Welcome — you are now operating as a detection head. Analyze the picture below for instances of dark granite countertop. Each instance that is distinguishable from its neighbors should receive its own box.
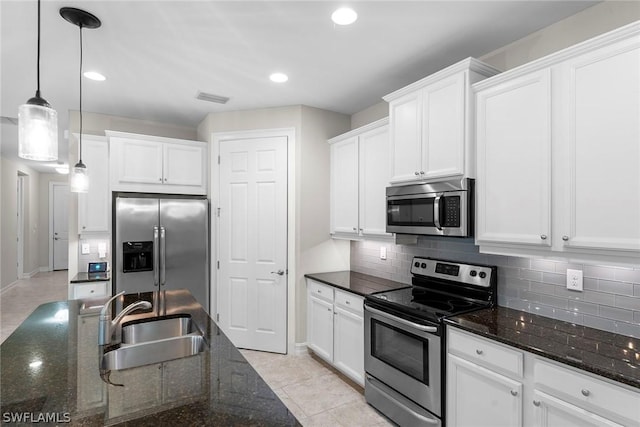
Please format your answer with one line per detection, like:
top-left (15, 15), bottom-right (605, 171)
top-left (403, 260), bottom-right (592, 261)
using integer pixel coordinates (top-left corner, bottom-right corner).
top-left (0, 290), bottom-right (300, 426)
top-left (445, 306), bottom-right (640, 389)
top-left (70, 272), bottom-right (111, 283)
top-left (304, 271), bottom-right (410, 296)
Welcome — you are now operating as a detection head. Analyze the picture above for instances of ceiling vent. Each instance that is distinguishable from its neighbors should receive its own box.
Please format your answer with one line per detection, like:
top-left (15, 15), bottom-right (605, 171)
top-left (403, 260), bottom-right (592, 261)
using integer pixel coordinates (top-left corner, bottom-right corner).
top-left (196, 91), bottom-right (230, 104)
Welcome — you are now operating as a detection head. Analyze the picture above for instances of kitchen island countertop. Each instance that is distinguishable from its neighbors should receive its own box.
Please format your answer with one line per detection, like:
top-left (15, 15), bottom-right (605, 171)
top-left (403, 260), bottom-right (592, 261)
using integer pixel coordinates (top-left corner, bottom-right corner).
top-left (304, 270), bottom-right (409, 296)
top-left (0, 290), bottom-right (300, 426)
top-left (446, 306), bottom-right (640, 389)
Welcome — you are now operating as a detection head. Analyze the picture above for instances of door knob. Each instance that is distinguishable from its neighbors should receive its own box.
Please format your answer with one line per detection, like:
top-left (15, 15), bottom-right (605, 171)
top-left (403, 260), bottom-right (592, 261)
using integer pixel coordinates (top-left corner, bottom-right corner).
top-left (271, 270), bottom-right (285, 276)
top-left (54, 237), bottom-right (59, 240)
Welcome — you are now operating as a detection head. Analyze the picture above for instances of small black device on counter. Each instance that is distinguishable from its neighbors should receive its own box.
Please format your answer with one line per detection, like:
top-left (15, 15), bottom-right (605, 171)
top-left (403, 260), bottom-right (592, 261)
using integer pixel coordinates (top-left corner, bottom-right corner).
top-left (88, 262), bottom-right (108, 273)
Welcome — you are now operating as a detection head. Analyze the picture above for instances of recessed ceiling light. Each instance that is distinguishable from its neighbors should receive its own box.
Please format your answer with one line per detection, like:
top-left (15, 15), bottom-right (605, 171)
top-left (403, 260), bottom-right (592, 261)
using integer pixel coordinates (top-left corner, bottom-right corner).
top-left (331, 7), bottom-right (357, 25)
top-left (84, 71), bottom-right (105, 81)
top-left (270, 73), bottom-right (288, 83)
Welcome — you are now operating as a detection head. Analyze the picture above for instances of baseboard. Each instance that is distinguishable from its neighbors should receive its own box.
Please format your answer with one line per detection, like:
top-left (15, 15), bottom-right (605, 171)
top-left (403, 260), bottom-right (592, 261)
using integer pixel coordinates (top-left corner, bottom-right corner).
top-left (0, 279), bottom-right (19, 294)
top-left (293, 342), bottom-right (308, 355)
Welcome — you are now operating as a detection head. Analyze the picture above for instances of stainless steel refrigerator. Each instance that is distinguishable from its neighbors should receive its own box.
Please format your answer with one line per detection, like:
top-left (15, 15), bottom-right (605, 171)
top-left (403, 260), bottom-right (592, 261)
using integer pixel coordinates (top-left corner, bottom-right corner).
top-left (113, 194), bottom-right (209, 311)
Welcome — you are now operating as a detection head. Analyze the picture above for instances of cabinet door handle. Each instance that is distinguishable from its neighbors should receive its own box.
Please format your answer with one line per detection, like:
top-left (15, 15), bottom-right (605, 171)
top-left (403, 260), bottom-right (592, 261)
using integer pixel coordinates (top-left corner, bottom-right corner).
top-left (414, 171), bottom-right (420, 176)
top-left (159, 178), bottom-right (162, 182)
top-left (420, 171), bottom-right (425, 175)
top-left (540, 234), bottom-right (547, 240)
top-left (562, 235), bottom-right (569, 241)
top-left (327, 308), bottom-right (331, 312)
top-left (476, 349), bottom-right (483, 355)
top-left (581, 389), bottom-right (590, 397)
top-left (533, 400), bottom-right (541, 407)
top-left (511, 390), bottom-right (518, 397)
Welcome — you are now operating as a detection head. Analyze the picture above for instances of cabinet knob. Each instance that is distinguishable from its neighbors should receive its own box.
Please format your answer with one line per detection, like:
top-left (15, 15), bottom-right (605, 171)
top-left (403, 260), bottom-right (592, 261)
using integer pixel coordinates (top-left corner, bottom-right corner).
top-left (327, 308), bottom-right (331, 312)
top-left (159, 178), bottom-right (162, 182)
top-left (420, 171), bottom-right (425, 175)
top-left (353, 227), bottom-right (357, 231)
top-left (540, 234), bottom-right (547, 240)
top-left (581, 389), bottom-right (590, 397)
top-left (164, 178), bottom-right (167, 182)
top-left (562, 235), bottom-right (569, 241)
top-left (346, 301), bottom-right (350, 305)
top-left (533, 400), bottom-right (541, 407)
top-left (414, 171), bottom-right (420, 176)
top-left (510, 390), bottom-right (518, 397)
top-left (476, 349), bottom-right (483, 355)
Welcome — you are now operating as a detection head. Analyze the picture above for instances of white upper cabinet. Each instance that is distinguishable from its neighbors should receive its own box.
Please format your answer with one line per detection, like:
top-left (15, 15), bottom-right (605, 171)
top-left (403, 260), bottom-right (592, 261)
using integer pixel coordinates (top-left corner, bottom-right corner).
top-left (384, 58), bottom-right (500, 184)
top-left (476, 69), bottom-right (552, 247)
top-left (559, 34), bottom-right (640, 253)
top-left (77, 135), bottom-right (110, 234)
top-left (474, 22), bottom-right (640, 264)
top-left (329, 118), bottom-right (391, 240)
top-left (107, 131), bottom-right (207, 195)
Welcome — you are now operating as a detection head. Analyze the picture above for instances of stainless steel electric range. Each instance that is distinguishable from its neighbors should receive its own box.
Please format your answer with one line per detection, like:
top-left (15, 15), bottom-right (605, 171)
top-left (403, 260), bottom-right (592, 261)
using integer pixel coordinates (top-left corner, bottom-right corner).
top-left (364, 257), bottom-right (497, 427)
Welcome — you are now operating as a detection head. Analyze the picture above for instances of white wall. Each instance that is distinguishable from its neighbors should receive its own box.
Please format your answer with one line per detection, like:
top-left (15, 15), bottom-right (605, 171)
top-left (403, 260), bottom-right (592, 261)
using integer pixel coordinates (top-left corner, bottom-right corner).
top-left (198, 105), bottom-right (351, 350)
top-left (1, 158), bottom-right (40, 288)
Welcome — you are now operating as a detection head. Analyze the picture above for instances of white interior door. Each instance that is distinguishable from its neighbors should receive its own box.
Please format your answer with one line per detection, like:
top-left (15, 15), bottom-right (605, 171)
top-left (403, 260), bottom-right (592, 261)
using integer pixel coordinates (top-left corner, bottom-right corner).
top-left (52, 183), bottom-right (69, 270)
top-left (218, 135), bottom-right (288, 353)
top-left (17, 175), bottom-right (25, 278)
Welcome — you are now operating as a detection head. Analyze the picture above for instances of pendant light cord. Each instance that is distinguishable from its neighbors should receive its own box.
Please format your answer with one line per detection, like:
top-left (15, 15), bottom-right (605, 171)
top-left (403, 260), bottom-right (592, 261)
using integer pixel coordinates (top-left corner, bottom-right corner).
top-left (78, 23), bottom-right (83, 162)
top-left (36, 0), bottom-right (41, 97)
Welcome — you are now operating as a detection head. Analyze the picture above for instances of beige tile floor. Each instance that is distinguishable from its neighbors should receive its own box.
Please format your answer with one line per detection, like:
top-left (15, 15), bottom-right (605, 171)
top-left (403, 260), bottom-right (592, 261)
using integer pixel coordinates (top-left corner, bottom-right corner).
top-left (0, 271), bottom-right (392, 426)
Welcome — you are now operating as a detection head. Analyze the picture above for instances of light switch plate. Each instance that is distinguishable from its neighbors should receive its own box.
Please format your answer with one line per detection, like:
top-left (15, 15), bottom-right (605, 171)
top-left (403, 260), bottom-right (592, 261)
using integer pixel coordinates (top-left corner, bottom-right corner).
top-left (81, 243), bottom-right (90, 255)
top-left (566, 269), bottom-right (583, 291)
top-left (380, 246), bottom-right (387, 260)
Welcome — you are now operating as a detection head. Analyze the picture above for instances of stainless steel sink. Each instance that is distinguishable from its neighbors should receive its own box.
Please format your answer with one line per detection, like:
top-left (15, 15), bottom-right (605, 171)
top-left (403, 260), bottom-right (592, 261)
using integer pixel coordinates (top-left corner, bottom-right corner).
top-left (101, 334), bottom-right (207, 371)
top-left (121, 315), bottom-right (199, 345)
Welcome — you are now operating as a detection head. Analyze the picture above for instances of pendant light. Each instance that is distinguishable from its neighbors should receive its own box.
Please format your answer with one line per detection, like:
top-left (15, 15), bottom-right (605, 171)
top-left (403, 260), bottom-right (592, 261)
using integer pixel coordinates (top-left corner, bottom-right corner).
top-left (60, 7), bottom-right (101, 193)
top-left (18, 0), bottom-right (58, 161)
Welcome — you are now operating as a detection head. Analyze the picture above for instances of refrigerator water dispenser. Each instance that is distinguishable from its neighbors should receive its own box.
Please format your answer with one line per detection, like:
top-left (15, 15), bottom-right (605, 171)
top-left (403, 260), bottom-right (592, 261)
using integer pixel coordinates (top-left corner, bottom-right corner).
top-left (123, 241), bottom-right (154, 272)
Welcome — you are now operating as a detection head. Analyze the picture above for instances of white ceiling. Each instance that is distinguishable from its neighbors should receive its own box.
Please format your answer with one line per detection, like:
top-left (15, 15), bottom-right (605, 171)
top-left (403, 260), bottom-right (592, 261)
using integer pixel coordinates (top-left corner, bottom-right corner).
top-left (1, 0), bottom-right (598, 172)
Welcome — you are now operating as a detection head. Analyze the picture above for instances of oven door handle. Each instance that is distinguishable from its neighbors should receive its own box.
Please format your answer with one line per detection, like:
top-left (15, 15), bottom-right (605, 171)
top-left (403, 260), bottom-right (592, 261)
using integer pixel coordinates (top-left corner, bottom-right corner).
top-left (365, 305), bottom-right (438, 333)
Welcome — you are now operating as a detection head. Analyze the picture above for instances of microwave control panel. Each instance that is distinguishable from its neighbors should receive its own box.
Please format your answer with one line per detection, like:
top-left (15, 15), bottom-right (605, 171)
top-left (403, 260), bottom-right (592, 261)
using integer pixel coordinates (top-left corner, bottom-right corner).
top-left (442, 196), bottom-right (460, 227)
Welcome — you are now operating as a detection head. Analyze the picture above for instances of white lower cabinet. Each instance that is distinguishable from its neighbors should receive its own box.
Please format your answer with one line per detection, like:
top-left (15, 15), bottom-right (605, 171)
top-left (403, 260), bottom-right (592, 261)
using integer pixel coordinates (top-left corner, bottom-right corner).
top-left (448, 354), bottom-right (522, 427)
top-left (532, 390), bottom-right (623, 427)
top-left (447, 327), bottom-right (640, 427)
top-left (72, 280), bottom-right (109, 299)
top-left (306, 279), bottom-right (364, 386)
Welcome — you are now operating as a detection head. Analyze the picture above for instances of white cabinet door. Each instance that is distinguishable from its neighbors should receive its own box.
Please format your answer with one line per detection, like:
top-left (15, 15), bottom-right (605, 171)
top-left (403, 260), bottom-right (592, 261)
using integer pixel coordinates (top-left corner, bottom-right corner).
top-left (476, 69), bottom-right (552, 247)
top-left (559, 37), bottom-right (640, 252)
top-left (422, 72), bottom-right (466, 179)
top-left (359, 125), bottom-right (391, 237)
top-left (447, 354), bottom-right (523, 427)
top-left (532, 390), bottom-right (624, 427)
top-left (163, 142), bottom-right (205, 187)
top-left (78, 137), bottom-right (109, 233)
top-left (333, 305), bottom-right (364, 386)
top-left (330, 136), bottom-right (359, 235)
top-left (389, 91), bottom-right (423, 183)
top-left (114, 138), bottom-right (163, 184)
top-left (307, 294), bottom-right (334, 363)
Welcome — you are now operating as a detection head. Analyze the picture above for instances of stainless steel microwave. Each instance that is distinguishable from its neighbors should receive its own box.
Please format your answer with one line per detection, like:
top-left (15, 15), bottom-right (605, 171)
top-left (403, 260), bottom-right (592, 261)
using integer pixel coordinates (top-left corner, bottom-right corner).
top-left (386, 178), bottom-right (473, 237)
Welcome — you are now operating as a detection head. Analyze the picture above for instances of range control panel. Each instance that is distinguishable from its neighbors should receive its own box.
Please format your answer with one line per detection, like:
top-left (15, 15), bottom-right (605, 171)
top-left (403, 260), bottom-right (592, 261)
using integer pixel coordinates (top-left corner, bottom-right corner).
top-left (411, 257), bottom-right (494, 288)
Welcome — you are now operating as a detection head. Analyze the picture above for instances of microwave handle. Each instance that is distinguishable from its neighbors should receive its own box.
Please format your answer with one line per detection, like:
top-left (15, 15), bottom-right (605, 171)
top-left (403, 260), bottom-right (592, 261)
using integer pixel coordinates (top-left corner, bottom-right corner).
top-left (434, 194), bottom-right (442, 230)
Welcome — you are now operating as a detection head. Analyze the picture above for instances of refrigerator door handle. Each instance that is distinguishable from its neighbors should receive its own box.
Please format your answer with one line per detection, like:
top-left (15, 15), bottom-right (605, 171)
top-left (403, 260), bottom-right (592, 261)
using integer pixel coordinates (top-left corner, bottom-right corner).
top-left (153, 226), bottom-right (159, 287)
top-left (160, 226), bottom-right (166, 287)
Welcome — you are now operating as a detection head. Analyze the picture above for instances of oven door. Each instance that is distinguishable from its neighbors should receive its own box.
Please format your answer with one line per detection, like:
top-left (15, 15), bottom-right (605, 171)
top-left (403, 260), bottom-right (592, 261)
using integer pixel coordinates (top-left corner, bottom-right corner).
top-left (386, 191), bottom-right (467, 236)
top-left (364, 303), bottom-right (442, 417)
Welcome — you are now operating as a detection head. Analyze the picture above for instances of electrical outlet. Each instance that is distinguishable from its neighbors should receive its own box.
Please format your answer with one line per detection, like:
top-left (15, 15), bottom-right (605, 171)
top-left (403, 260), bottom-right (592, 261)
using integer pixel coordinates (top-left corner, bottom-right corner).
top-left (380, 246), bottom-right (387, 260)
top-left (81, 243), bottom-right (90, 255)
top-left (566, 269), bottom-right (583, 291)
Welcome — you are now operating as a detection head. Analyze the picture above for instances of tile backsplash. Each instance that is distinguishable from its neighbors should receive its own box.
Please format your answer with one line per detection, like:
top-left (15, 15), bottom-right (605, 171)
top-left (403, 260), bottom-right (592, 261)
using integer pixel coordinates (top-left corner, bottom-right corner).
top-left (350, 238), bottom-right (640, 338)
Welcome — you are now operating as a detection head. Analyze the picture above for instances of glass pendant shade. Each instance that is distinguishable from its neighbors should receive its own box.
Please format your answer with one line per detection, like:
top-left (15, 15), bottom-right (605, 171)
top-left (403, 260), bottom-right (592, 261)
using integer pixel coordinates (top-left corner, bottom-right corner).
top-left (18, 100), bottom-right (58, 161)
top-left (70, 161), bottom-right (89, 193)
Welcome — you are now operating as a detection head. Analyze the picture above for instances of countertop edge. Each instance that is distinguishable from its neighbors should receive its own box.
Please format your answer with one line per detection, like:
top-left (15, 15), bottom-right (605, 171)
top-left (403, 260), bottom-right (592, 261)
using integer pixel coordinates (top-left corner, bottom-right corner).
top-left (304, 271), bottom-right (409, 297)
top-left (444, 315), bottom-right (640, 390)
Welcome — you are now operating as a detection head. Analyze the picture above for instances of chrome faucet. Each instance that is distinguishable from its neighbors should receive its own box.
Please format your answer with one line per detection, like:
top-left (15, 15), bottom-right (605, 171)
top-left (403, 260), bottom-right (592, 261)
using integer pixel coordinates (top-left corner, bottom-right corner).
top-left (98, 291), bottom-right (152, 345)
